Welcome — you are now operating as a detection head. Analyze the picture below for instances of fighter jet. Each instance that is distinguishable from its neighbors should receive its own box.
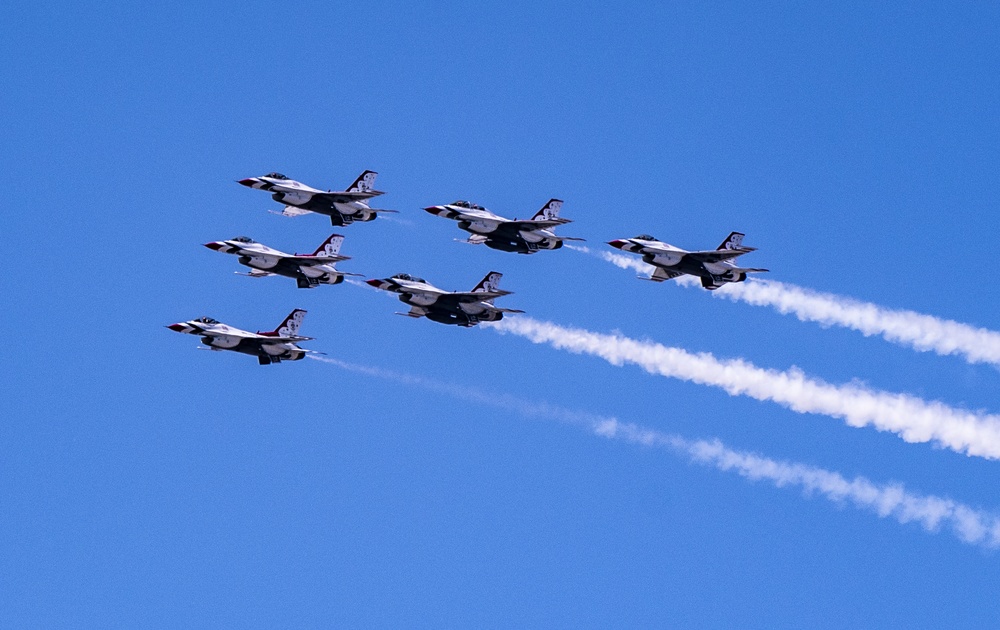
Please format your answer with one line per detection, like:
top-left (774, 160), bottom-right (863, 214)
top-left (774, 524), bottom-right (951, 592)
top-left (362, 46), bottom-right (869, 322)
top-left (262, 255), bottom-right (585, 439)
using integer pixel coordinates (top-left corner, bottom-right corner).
top-left (365, 271), bottom-right (524, 326)
top-left (423, 198), bottom-right (583, 254)
top-left (607, 232), bottom-right (768, 290)
top-left (238, 170), bottom-right (397, 226)
top-left (166, 309), bottom-right (315, 365)
top-left (203, 234), bottom-right (359, 289)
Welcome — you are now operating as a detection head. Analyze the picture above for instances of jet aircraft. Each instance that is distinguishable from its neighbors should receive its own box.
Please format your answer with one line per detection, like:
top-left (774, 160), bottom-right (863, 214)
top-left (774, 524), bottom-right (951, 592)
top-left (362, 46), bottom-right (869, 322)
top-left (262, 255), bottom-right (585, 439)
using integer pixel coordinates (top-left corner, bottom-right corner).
top-left (424, 198), bottom-right (583, 254)
top-left (204, 234), bottom-right (359, 288)
top-left (607, 232), bottom-right (768, 290)
top-left (238, 170), bottom-right (396, 226)
top-left (366, 271), bottom-right (523, 326)
top-left (166, 309), bottom-right (314, 365)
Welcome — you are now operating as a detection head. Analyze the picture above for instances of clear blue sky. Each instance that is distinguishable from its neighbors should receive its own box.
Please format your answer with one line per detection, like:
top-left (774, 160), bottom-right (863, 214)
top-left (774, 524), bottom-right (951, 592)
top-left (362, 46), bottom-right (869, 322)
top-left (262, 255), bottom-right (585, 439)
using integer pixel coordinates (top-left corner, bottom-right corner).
top-left (3, 2), bottom-right (999, 627)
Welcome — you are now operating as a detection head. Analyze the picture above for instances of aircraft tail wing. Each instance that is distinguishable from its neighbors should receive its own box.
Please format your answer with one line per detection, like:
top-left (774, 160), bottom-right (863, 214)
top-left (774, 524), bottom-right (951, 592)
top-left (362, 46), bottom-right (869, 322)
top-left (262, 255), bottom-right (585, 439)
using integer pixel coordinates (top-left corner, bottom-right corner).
top-left (472, 271), bottom-right (503, 293)
top-left (685, 232), bottom-right (760, 263)
top-left (283, 234), bottom-right (349, 265)
top-left (530, 198), bottom-right (564, 221)
top-left (717, 231), bottom-right (745, 250)
top-left (345, 170), bottom-right (385, 195)
top-left (311, 234), bottom-right (345, 257)
top-left (259, 309), bottom-right (307, 337)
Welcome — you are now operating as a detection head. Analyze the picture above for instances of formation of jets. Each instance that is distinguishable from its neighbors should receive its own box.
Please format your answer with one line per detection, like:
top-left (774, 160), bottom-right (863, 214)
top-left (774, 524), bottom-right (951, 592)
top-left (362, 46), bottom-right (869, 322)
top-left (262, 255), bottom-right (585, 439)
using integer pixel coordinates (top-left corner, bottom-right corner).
top-left (170, 169), bottom-right (768, 363)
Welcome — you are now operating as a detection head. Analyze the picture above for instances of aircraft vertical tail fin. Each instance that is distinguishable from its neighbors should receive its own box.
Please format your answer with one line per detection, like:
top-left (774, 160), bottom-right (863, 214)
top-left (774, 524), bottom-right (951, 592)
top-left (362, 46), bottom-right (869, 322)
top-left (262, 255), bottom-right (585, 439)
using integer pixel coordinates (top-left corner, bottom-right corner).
top-left (346, 170), bottom-right (378, 193)
top-left (472, 271), bottom-right (503, 294)
top-left (267, 309), bottom-right (307, 337)
top-left (312, 234), bottom-right (345, 257)
top-left (716, 231), bottom-right (747, 251)
top-left (531, 198), bottom-right (564, 221)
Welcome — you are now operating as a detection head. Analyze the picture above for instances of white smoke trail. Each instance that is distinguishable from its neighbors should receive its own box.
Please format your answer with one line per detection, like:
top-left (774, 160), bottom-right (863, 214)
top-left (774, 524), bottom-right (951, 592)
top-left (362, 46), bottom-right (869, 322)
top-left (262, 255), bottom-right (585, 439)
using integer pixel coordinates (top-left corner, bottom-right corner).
top-left (714, 279), bottom-right (1000, 366)
top-left (566, 244), bottom-right (657, 276)
top-left (377, 214), bottom-right (416, 227)
top-left (345, 278), bottom-right (377, 290)
top-left (308, 355), bottom-right (1000, 549)
top-left (487, 316), bottom-right (1000, 460)
top-left (568, 244), bottom-right (1000, 366)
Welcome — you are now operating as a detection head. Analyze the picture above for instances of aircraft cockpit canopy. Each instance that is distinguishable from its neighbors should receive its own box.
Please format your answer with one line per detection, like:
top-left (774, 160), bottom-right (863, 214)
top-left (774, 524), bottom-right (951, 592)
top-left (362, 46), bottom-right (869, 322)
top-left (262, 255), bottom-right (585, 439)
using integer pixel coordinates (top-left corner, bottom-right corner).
top-left (395, 273), bottom-right (425, 283)
top-left (452, 200), bottom-right (484, 210)
top-left (264, 172), bottom-right (288, 180)
top-left (634, 234), bottom-right (657, 241)
top-left (232, 236), bottom-right (254, 243)
top-left (196, 317), bottom-right (220, 324)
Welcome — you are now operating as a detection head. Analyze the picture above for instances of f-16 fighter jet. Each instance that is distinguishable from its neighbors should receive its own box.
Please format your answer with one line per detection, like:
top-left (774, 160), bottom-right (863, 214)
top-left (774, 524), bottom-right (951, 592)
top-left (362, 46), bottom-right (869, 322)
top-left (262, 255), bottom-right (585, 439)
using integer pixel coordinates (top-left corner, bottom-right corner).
top-left (203, 234), bottom-right (359, 288)
top-left (365, 271), bottom-right (524, 326)
top-left (166, 309), bottom-right (315, 365)
top-left (607, 232), bottom-right (768, 290)
top-left (238, 170), bottom-right (397, 226)
top-left (424, 198), bottom-right (584, 254)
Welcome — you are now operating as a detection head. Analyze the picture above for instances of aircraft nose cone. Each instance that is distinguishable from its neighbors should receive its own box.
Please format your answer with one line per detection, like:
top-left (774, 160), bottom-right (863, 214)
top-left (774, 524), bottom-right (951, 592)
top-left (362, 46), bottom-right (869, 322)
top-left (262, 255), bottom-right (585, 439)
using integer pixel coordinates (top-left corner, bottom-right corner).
top-left (423, 206), bottom-right (441, 214)
top-left (203, 242), bottom-right (224, 251)
top-left (607, 239), bottom-right (625, 249)
top-left (166, 323), bottom-right (187, 332)
top-left (237, 178), bottom-right (257, 187)
top-left (365, 279), bottom-right (383, 288)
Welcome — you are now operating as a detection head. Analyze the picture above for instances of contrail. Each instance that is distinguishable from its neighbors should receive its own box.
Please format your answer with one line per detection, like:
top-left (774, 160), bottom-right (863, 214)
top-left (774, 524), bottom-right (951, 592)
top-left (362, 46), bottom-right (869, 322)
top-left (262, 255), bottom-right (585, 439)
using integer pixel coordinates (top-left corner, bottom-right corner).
top-left (308, 355), bottom-right (1000, 549)
top-left (714, 279), bottom-right (1000, 366)
top-left (488, 316), bottom-right (1000, 460)
top-left (567, 245), bottom-right (1000, 366)
top-left (565, 244), bottom-right (699, 287)
top-left (345, 277), bottom-right (376, 290)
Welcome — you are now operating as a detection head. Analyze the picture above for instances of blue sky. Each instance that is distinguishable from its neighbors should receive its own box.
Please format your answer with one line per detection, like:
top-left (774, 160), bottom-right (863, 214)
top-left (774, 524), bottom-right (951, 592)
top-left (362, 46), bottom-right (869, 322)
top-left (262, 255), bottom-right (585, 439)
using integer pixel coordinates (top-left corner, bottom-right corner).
top-left (3, 2), bottom-right (1000, 627)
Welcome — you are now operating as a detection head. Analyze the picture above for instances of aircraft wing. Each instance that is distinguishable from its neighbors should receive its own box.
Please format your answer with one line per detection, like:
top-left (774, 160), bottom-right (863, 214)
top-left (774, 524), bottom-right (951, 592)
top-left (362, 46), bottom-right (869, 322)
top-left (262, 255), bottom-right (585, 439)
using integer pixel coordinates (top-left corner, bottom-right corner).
top-left (503, 218), bottom-right (572, 231)
top-left (316, 191), bottom-right (385, 203)
top-left (448, 290), bottom-right (512, 302)
top-left (236, 269), bottom-right (275, 278)
top-left (643, 267), bottom-right (685, 282)
top-left (270, 206), bottom-right (313, 217)
top-left (282, 255), bottom-right (349, 266)
top-left (197, 329), bottom-right (311, 344)
top-left (682, 248), bottom-right (756, 263)
top-left (246, 333), bottom-right (314, 343)
top-left (396, 306), bottom-right (427, 319)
